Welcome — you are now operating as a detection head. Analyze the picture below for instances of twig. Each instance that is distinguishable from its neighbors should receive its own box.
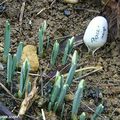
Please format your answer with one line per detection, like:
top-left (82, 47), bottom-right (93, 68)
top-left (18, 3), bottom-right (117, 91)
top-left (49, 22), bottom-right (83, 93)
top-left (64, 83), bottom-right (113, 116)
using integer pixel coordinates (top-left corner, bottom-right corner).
top-left (110, 107), bottom-right (119, 118)
top-left (16, 71), bottom-right (50, 79)
top-left (18, 78), bottom-right (38, 117)
top-left (73, 67), bottom-right (102, 82)
top-left (36, 0), bottom-right (56, 16)
top-left (41, 109), bottom-right (46, 120)
top-left (36, 7), bottom-right (47, 16)
top-left (74, 7), bottom-right (100, 13)
top-left (50, 0), bottom-right (56, 7)
top-left (63, 66), bottom-right (102, 78)
top-left (43, 62), bottom-right (88, 88)
top-left (81, 102), bottom-right (105, 119)
top-left (0, 82), bottom-right (19, 101)
top-left (19, 1), bottom-right (26, 28)
top-left (17, 71), bottom-right (41, 77)
top-left (102, 0), bottom-right (110, 11)
top-left (54, 35), bottom-right (72, 41)
top-left (43, 63), bottom-right (71, 88)
top-left (84, 8), bottom-right (100, 13)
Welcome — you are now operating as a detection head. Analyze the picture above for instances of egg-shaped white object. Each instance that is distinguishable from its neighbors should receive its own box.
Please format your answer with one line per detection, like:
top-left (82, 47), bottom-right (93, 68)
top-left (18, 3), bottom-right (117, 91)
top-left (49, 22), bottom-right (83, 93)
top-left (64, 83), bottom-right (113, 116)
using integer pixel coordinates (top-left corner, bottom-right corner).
top-left (83, 16), bottom-right (108, 55)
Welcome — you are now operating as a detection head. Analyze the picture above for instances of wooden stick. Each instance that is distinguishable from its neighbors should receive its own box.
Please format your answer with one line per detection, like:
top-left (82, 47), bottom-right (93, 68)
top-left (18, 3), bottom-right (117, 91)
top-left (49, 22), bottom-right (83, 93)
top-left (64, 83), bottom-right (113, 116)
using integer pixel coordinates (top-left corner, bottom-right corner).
top-left (19, 1), bottom-right (26, 29)
top-left (0, 82), bottom-right (19, 101)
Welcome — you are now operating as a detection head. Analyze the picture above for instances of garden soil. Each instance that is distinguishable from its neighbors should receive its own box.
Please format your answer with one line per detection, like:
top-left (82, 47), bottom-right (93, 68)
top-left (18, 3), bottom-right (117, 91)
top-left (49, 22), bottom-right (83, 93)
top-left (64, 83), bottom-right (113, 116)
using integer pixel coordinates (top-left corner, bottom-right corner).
top-left (0, 0), bottom-right (120, 120)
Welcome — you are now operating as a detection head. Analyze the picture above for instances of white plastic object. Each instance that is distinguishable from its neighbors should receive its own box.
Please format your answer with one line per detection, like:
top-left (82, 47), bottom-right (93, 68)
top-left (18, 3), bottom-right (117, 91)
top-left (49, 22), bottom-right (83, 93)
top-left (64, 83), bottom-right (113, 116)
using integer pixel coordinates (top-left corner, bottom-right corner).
top-left (83, 16), bottom-right (108, 56)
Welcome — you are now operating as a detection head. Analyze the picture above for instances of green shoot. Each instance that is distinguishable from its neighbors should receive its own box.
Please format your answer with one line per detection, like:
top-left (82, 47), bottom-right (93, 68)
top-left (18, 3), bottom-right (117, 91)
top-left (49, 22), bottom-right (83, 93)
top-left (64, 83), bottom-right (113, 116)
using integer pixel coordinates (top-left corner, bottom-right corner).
top-left (7, 54), bottom-right (17, 84)
top-left (7, 53), bottom-right (12, 83)
top-left (48, 72), bottom-right (63, 111)
top-left (65, 50), bottom-right (78, 86)
top-left (79, 112), bottom-right (86, 120)
top-left (53, 84), bottom-right (69, 112)
top-left (18, 58), bottom-right (30, 98)
top-left (38, 20), bottom-right (47, 56)
top-left (38, 27), bottom-right (44, 56)
top-left (62, 39), bottom-right (70, 65)
top-left (72, 50), bottom-right (78, 65)
top-left (46, 35), bottom-right (50, 49)
top-left (91, 104), bottom-right (104, 120)
top-left (72, 79), bottom-right (85, 119)
top-left (61, 103), bottom-right (65, 119)
top-left (69, 37), bottom-right (74, 53)
top-left (0, 118), bottom-right (7, 120)
top-left (62, 37), bottom-right (74, 65)
top-left (55, 71), bottom-right (60, 81)
top-left (42, 20), bottom-right (47, 33)
top-left (12, 54), bottom-right (17, 76)
top-left (3, 20), bottom-right (11, 62)
top-left (50, 40), bottom-right (59, 66)
top-left (16, 42), bottom-right (24, 67)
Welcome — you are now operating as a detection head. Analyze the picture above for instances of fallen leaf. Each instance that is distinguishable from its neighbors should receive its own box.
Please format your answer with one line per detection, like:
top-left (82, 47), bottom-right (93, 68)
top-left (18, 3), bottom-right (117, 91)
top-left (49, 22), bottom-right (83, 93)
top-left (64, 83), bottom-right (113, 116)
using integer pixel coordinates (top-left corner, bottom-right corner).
top-left (102, 0), bottom-right (120, 39)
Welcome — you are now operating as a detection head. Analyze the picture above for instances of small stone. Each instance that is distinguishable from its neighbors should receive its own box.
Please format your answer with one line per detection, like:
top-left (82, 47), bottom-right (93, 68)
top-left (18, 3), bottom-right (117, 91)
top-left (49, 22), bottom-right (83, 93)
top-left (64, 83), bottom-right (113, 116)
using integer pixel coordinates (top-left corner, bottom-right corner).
top-left (0, 4), bottom-right (6, 14)
top-left (21, 45), bottom-right (39, 72)
top-left (64, 10), bottom-right (71, 16)
top-left (65, 94), bottom-right (73, 101)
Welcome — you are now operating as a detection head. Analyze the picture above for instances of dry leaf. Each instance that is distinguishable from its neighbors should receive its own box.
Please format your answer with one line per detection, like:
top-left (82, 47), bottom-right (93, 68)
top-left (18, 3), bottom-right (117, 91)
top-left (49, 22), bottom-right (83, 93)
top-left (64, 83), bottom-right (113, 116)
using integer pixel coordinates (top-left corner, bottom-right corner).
top-left (102, 0), bottom-right (120, 40)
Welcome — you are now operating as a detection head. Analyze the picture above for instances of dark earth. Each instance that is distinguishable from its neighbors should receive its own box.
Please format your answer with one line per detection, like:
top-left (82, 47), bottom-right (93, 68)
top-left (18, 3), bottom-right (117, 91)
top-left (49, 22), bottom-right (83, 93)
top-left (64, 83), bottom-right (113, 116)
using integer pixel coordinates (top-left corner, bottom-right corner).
top-left (0, 0), bottom-right (120, 120)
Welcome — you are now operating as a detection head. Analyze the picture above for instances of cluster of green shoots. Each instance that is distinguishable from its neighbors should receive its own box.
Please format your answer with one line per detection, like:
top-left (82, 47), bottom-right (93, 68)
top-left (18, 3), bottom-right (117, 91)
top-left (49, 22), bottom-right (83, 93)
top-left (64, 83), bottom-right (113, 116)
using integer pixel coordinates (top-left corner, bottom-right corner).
top-left (38, 21), bottom-right (74, 66)
top-left (48, 50), bottom-right (78, 112)
top-left (3, 20), bottom-right (30, 98)
top-left (48, 51), bottom-right (104, 120)
top-left (3, 20), bottom-right (104, 119)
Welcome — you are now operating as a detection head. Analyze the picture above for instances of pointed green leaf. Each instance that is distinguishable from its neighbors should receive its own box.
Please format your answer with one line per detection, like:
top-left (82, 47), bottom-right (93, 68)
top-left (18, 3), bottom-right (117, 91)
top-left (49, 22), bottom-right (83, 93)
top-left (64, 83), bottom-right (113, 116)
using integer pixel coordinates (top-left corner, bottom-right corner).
top-left (79, 112), bottom-right (86, 120)
top-left (91, 104), bottom-right (104, 120)
top-left (38, 28), bottom-right (44, 56)
top-left (72, 50), bottom-right (78, 65)
top-left (54, 84), bottom-right (69, 112)
top-left (50, 75), bottom-right (62, 106)
top-left (19, 58), bottom-right (30, 98)
top-left (12, 54), bottom-right (17, 76)
top-left (50, 40), bottom-right (59, 66)
top-left (72, 80), bottom-right (85, 117)
top-left (62, 40), bottom-right (70, 65)
top-left (16, 42), bottom-right (23, 66)
top-left (3, 20), bottom-right (11, 62)
top-left (7, 53), bottom-right (12, 83)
